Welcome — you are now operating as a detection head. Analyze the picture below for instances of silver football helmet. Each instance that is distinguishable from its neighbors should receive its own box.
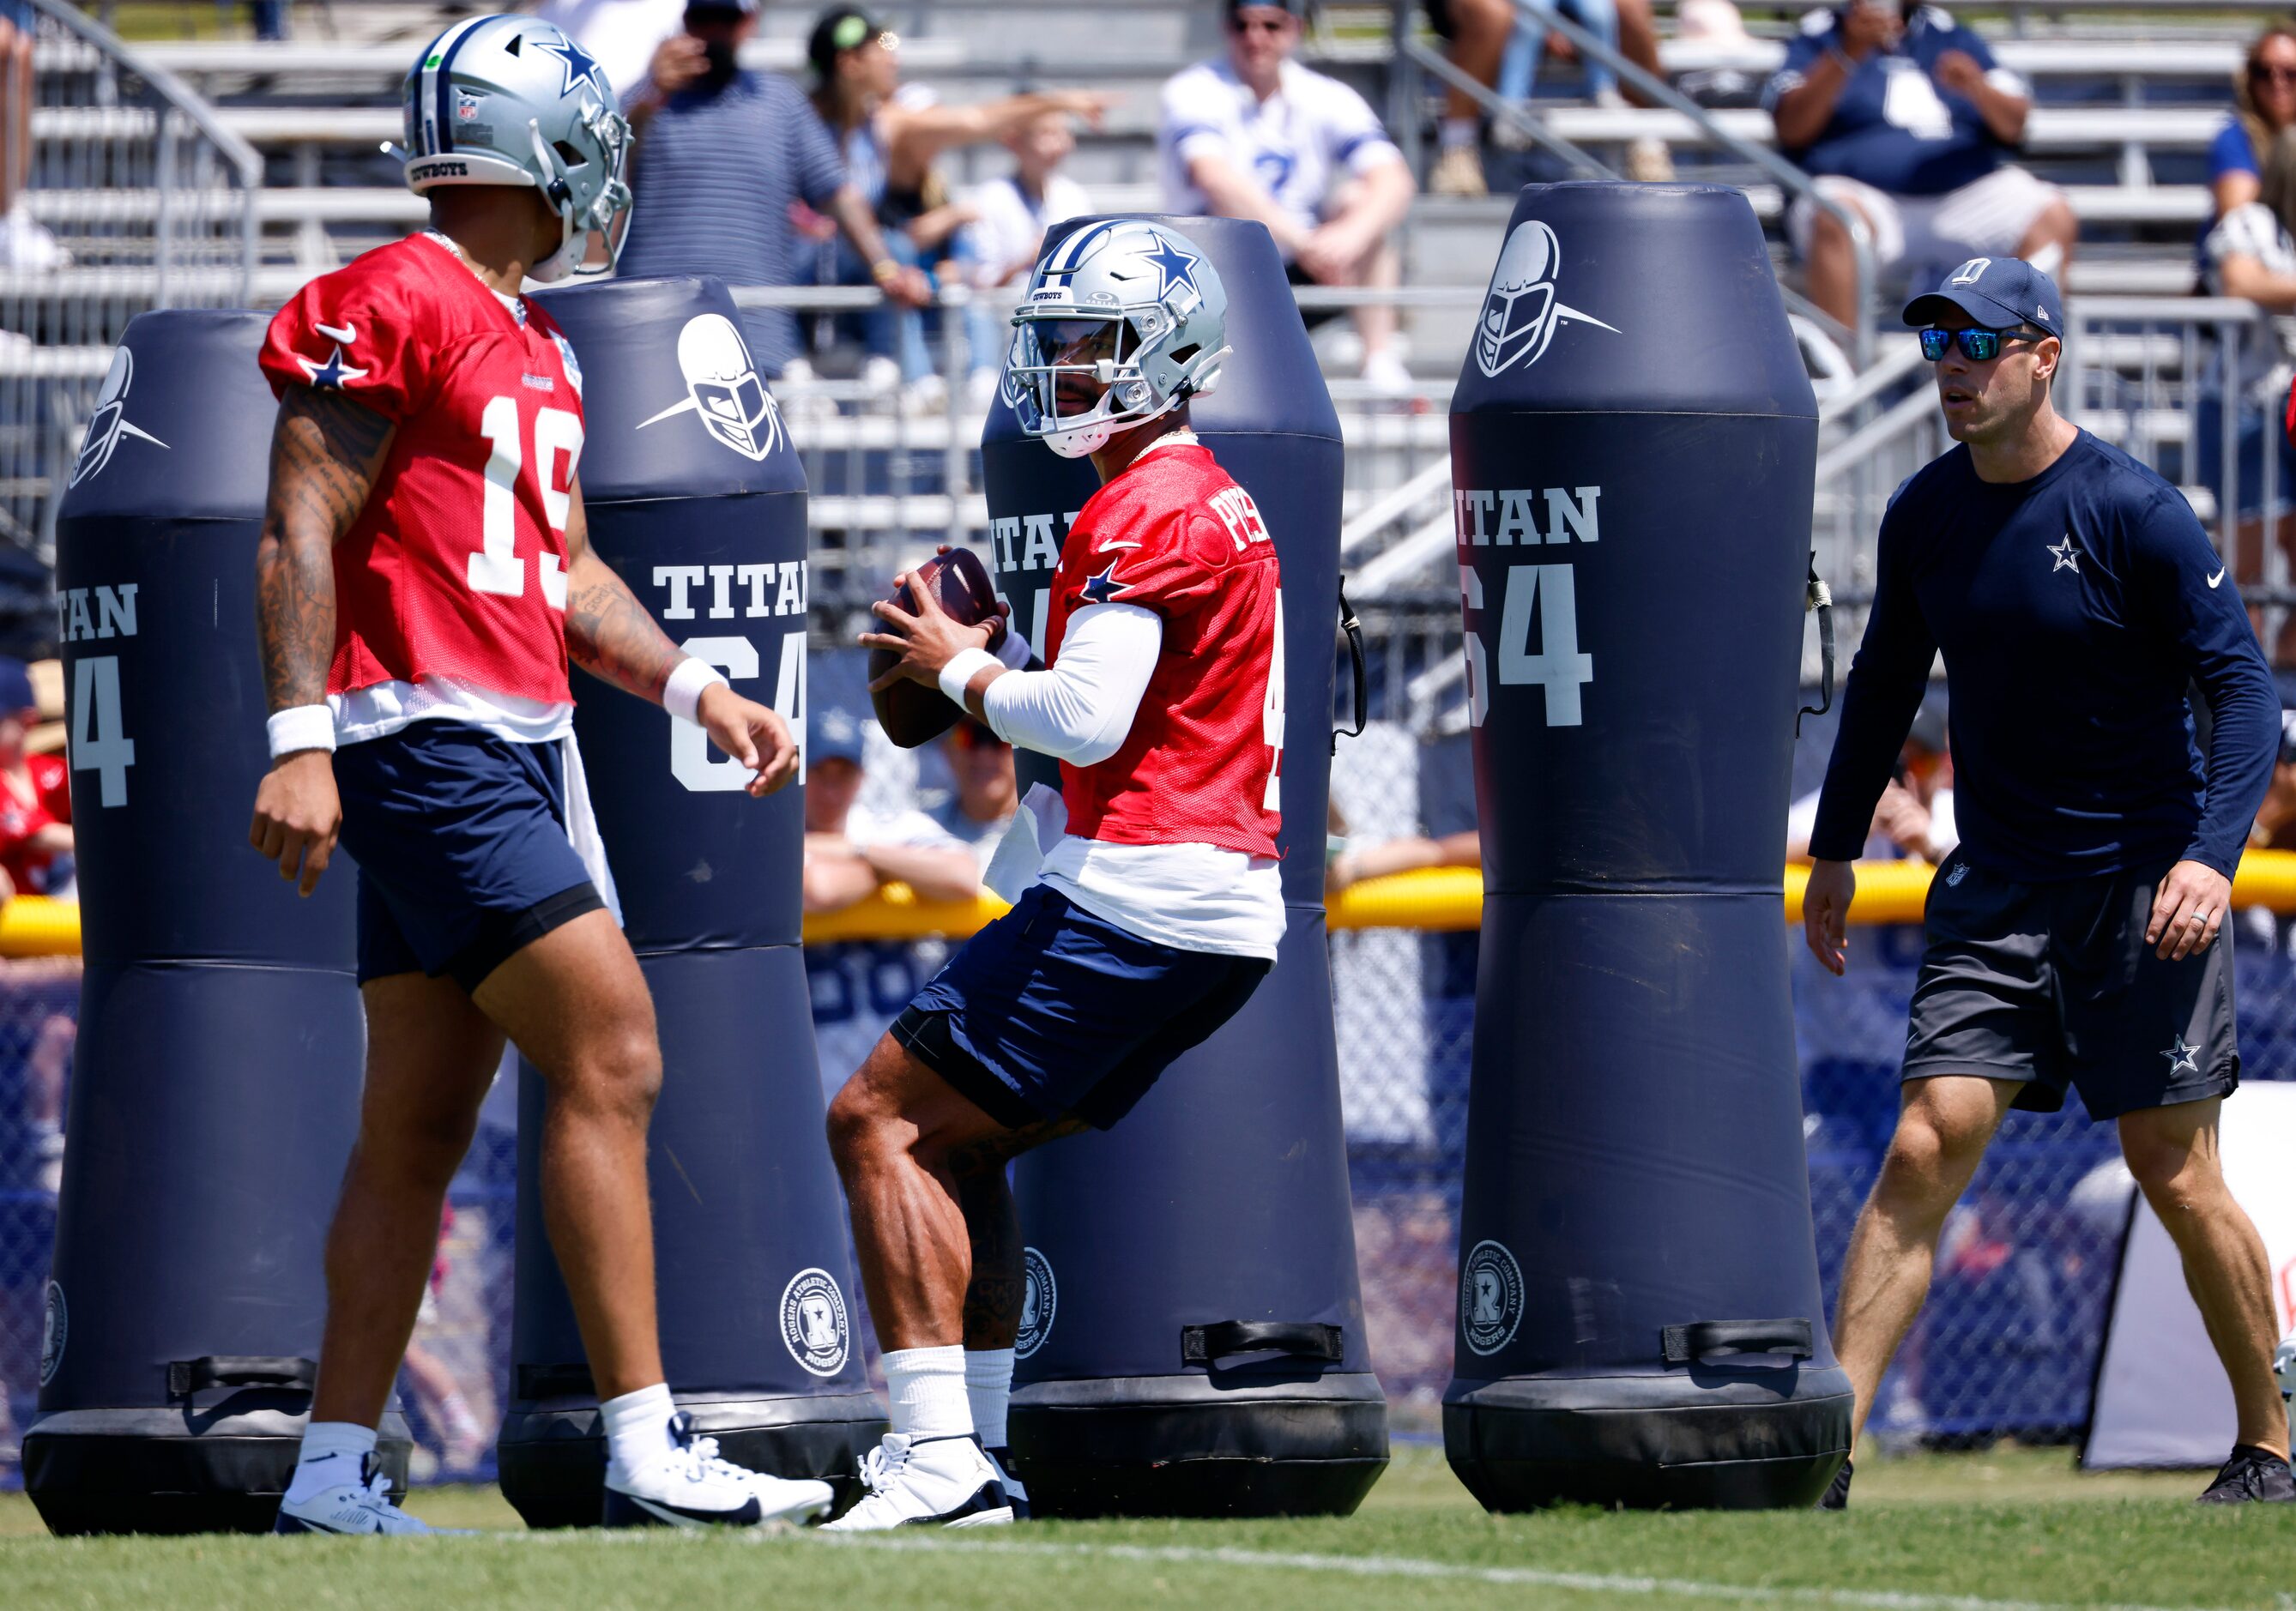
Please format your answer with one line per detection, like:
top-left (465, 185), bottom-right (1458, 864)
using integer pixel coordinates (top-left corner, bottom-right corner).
top-left (402, 14), bottom-right (632, 283)
top-left (1005, 219), bottom-right (1230, 459)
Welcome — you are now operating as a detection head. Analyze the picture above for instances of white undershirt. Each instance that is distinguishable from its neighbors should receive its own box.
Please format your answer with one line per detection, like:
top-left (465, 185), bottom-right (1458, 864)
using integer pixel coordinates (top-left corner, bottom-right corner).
top-left (976, 600), bottom-right (1285, 961)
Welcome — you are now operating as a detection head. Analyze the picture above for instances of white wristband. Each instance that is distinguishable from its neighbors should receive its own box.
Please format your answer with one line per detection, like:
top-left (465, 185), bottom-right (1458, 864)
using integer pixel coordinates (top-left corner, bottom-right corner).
top-left (939, 646), bottom-right (1001, 709)
top-left (664, 656), bottom-right (730, 725)
top-left (266, 704), bottom-right (335, 759)
top-left (995, 629), bottom-right (1034, 671)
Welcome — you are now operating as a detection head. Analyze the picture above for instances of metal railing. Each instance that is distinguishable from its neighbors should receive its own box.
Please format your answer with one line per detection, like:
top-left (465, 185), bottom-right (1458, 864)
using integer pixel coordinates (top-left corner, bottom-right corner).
top-left (5, 0), bottom-right (259, 561)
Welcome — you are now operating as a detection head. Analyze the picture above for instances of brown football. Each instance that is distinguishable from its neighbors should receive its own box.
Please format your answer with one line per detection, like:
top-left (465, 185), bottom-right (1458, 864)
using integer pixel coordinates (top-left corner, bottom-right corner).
top-left (868, 546), bottom-right (1007, 749)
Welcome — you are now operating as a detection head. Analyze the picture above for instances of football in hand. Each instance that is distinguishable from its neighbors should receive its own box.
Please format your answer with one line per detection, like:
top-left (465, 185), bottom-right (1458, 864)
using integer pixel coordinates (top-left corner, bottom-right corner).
top-left (868, 546), bottom-right (1007, 750)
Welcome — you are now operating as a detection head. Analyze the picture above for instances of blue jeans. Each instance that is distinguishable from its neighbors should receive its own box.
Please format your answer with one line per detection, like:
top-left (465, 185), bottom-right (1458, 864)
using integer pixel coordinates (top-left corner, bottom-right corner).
top-left (1498, 0), bottom-right (1619, 103)
top-left (826, 232), bottom-right (935, 383)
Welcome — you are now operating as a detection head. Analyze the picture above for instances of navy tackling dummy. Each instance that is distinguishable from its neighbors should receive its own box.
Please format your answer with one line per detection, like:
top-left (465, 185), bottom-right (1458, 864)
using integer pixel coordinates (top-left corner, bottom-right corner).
top-left (832, 220), bottom-right (1285, 1527)
top-left (249, 14), bottom-right (824, 1534)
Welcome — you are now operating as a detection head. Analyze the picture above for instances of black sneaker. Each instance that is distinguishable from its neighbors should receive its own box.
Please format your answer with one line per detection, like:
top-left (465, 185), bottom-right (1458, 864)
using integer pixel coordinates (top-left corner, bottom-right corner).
top-left (2196, 1445), bottom-right (2296, 1504)
top-left (1818, 1457), bottom-right (1852, 1511)
top-left (986, 1446), bottom-right (1031, 1520)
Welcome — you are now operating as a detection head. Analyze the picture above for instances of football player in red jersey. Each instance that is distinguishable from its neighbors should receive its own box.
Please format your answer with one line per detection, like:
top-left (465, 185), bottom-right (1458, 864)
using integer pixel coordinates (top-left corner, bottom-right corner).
top-left (833, 220), bottom-right (1282, 1528)
top-left (248, 15), bottom-right (822, 1535)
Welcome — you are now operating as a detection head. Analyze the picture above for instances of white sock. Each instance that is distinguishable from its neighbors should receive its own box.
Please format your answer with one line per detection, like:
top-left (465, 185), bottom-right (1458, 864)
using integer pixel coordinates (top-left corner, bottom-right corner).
top-left (965, 1348), bottom-right (1015, 1449)
top-left (286, 1421), bottom-right (377, 1504)
top-left (1441, 116), bottom-right (1478, 150)
top-left (600, 1382), bottom-right (679, 1477)
top-left (884, 1345), bottom-right (972, 1442)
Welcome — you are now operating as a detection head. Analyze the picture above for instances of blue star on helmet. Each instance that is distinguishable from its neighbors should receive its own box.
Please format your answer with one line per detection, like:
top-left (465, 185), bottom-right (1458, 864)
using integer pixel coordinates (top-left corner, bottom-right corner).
top-left (535, 32), bottom-right (607, 98)
top-left (1141, 235), bottom-right (1201, 300)
top-left (1079, 559), bottom-right (1129, 606)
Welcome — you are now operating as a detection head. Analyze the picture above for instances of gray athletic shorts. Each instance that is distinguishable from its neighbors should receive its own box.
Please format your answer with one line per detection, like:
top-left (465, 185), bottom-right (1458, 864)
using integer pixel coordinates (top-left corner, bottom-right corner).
top-left (1902, 852), bottom-right (2239, 1120)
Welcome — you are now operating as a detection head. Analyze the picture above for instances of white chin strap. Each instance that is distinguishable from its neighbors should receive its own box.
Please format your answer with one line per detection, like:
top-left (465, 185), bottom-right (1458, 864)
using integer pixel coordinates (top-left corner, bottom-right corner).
top-left (1044, 420), bottom-right (1115, 459)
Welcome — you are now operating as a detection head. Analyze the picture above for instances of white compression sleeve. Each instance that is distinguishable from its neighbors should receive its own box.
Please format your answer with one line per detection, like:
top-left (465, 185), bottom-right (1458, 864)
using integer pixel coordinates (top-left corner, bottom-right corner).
top-left (981, 602), bottom-right (1161, 766)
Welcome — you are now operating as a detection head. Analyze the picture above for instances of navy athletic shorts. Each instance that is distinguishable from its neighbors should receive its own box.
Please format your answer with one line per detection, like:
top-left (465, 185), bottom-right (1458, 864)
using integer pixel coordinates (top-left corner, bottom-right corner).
top-left (333, 723), bottom-right (602, 993)
top-left (894, 884), bottom-right (1271, 1130)
top-left (1901, 850), bottom-right (2239, 1120)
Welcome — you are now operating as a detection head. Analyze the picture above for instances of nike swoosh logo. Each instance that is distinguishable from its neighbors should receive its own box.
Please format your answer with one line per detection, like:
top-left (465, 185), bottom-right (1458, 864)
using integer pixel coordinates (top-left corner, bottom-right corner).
top-left (315, 320), bottom-right (358, 344)
top-left (2208, 567), bottom-right (2227, 588)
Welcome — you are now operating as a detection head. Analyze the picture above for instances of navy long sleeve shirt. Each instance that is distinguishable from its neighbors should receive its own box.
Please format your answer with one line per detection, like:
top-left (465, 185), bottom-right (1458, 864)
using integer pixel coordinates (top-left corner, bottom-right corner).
top-left (1810, 431), bottom-right (2277, 881)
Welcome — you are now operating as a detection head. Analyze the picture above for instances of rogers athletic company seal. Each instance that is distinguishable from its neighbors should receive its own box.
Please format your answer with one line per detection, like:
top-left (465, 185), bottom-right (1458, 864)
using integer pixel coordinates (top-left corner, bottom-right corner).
top-left (778, 1267), bottom-right (849, 1377)
top-left (1015, 1247), bottom-right (1056, 1359)
top-left (1460, 1240), bottom-right (1526, 1357)
top-left (39, 1278), bottom-right (64, 1385)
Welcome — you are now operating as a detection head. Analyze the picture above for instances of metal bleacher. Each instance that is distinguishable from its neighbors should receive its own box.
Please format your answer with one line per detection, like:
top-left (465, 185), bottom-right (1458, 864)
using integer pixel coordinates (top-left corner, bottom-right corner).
top-left (11, 0), bottom-right (2287, 643)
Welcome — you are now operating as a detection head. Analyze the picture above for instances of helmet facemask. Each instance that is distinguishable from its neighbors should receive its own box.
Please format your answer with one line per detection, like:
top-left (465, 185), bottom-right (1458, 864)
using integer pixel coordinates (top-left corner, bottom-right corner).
top-left (524, 103), bottom-right (633, 284)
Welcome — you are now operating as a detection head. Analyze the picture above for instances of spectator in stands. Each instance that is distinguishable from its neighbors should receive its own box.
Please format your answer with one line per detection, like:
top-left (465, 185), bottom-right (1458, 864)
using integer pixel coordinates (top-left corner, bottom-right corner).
top-left (2207, 27), bottom-right (2296, 234)
top-left (534, 0), bottom-right (686, 112)
top-left (1326, 827), bottom-right (1480, 895)
top-left (802, 703), bottom-right (980, 1098)
top-left (806, 6), bottom-right (1109, 405)
top-left (1162, 0), bottom-right (1419, 396)
top-left (958, 108), bottom-right (1093, 402)
top-left (1423, 0), bottom-right (1512, 196)
top-left (1787, 701), bottom-right (1955, 864)
top-left (0, 659), bottom-right (69, 904)
top-left (1767, 0), bottom-right (2075, 335)
top-left (616, 0), bottom-right (931, 383)
top-left (927, 718), bottom-right (1018, 871)
top-left (2195, 157), bottom-right (2296, 659)
top-left (0, 2), bottom-right (58, 273)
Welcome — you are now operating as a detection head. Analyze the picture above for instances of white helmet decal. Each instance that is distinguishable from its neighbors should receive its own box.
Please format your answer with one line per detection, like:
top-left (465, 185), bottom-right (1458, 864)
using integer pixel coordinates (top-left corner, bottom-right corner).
top-left (637, 313), bottom-right (782, 462)
top-left (69, 346), bottom-right (169, 488)
top-left (1474, 219), bottom-right (1617, 380)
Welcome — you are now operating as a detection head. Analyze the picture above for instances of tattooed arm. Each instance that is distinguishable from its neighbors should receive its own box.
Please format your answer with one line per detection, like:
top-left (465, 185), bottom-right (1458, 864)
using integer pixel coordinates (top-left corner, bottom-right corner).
top-left (249, 385), bottom-right (394, 896)
top-left (562, 476), bottom-right (802, 797)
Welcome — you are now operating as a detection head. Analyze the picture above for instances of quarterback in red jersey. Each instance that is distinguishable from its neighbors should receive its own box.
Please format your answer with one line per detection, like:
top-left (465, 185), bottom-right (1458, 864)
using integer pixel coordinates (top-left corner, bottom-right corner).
top-left (834, 220), bottom-right (1280, 1529)
top-left (247, 15), bottom-right (823, 1536)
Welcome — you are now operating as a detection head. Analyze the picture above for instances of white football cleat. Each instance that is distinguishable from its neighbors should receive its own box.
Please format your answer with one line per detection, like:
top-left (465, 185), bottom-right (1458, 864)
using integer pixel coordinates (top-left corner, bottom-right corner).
top-left (820, 1433), bottom-right (1012, 1530)
top-left (603, 1411), bottom-right (833, 1529)
top-left (273, 1454), bottom-right (438, 1536)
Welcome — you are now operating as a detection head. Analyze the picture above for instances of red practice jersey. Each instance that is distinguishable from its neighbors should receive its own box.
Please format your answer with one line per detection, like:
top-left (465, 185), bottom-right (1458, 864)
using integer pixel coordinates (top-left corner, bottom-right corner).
top-left (1043, 442), bottom-right (1283, 859)
top-left (259, 233), bottom-right (585, 706)
top-left (0, 757), bottom-right (62, 894)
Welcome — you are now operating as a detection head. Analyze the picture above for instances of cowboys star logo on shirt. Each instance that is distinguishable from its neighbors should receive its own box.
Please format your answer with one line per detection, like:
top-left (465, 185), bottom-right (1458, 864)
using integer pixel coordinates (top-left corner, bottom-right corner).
top-left (1079, 558), bottom-right (1129, 607)
top-left (297, 318), bottom-right (370, 389)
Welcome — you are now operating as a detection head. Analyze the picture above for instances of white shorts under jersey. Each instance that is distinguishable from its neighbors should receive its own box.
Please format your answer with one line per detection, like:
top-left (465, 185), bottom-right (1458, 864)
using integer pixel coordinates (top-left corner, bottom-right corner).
top-left (1157, 57), bottom-right (1402, 246)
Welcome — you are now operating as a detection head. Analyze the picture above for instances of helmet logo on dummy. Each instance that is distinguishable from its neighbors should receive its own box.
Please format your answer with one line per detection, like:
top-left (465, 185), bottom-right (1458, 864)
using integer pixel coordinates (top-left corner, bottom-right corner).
top-left (1016, 1246), bottom-right (1057, 1359)
top-left (69, 345), bottom-right (169, 488)
top-left (39, 1278), bottom-right (63, 1385)
top-left (1474, 220), bottom-right (1617, 380)
top-left (1459, 1239), bottom-right (1525, 1356)
top-left (779, 1266), bottom-right (851, 1377)
top-left (637, 313), bottom-right (783, 462)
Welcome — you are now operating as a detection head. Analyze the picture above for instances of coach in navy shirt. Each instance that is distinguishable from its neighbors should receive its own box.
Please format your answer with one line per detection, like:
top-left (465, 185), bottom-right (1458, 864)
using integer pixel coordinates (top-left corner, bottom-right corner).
top-left (1804, 259), bottom-right (2292, 1509)
top-left (1766, 2), bottom-right (2073, 331)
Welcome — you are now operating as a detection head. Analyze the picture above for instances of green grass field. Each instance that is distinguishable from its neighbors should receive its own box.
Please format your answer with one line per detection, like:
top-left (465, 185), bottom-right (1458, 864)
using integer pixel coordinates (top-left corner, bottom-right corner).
top-left (0, 1444), bottom-right (2287, 1609)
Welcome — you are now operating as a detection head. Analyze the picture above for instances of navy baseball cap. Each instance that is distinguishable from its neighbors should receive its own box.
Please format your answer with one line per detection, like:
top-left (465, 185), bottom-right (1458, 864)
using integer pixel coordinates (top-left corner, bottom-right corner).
top-left (813, 703), bottom-right (866, 768)
top-left (1902, 256), bottom-right (2063, 338)
top-left (0, 657), bottom-right (33, 716)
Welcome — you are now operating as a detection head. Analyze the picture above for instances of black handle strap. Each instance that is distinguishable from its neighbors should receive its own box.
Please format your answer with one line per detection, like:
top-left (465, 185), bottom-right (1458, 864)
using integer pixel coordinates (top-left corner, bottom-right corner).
top-left (1182, 1320), bottom-right (1344, 1366)
top-left (1660, 1318), bottom-right (1814, 1365)
top-left (516, 1362), bottom-right (597, 1400)
top-left (167, 1355), bottom-right (316, 1397)
top-left (1797, 554), bottom-right (1834, 738)
top-left (1332, 576), bottom-right (1368, 755)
